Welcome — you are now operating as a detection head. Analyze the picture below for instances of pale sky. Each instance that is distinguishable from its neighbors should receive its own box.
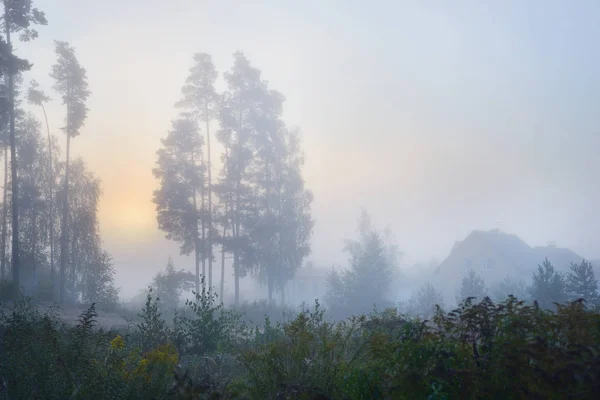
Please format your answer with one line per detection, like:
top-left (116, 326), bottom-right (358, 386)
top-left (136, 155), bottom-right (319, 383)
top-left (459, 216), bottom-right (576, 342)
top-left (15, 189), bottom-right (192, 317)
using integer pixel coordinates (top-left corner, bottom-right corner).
top-left (15, 0), bottom-right (600, 297)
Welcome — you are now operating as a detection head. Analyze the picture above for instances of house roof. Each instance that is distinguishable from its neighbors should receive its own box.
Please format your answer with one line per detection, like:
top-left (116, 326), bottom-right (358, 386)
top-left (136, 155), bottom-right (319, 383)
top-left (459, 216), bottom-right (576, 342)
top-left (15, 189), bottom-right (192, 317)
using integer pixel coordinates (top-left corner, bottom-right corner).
top-left (435, 229), bottom-right (588, 276)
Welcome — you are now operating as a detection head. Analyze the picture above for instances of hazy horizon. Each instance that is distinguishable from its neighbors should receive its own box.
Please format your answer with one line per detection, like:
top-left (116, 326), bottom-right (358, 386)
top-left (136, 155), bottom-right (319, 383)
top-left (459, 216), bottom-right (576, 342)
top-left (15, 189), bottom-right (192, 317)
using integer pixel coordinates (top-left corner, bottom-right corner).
top-left (9, 0), bottom-right (600, 299)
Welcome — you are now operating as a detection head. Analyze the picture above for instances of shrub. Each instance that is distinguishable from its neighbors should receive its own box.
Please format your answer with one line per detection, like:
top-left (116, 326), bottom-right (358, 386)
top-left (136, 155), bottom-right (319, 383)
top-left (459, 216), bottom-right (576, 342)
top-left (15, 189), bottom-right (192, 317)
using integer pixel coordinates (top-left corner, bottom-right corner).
top-left (2, 294), bottom-right (600, 399)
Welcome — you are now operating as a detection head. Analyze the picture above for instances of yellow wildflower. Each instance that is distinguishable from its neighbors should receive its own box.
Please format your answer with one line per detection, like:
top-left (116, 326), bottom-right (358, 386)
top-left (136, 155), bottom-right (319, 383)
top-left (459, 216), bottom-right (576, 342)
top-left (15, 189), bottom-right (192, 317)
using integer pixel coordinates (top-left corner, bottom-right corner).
top-left (110, 335), bottom-right (125, 350)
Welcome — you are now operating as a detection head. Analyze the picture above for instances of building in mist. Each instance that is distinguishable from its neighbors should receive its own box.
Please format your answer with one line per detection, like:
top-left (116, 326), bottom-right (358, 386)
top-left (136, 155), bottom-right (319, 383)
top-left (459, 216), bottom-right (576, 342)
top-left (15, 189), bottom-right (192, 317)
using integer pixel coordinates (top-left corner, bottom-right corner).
top-left (287, 263), bottom-right (329, 306)
top-left (433, 229), bottom-right (594, 303)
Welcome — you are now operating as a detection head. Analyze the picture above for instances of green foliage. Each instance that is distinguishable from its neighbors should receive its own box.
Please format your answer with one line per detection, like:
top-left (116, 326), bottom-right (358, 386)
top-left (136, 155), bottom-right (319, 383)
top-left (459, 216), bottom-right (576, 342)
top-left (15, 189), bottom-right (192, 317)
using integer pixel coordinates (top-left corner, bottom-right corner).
top-left (490, 275), bottom-right (528, 304)
top-left (176, 279), bottom-right (245, 356)
top-left (80, 251), bottom-right (119, 310)
top-left (242, 300), bottom-right (362, 399)
top-left (136, 287), bottom-right (170, 352)
top-left (0, 279), bottom-right (20, 301)
top-left (152, 257), bottom-right (195, 312)
top-left (2, 0), bottom-right (47, 42)
top-left (325, 211), bottom-right (398, 319)
top-left (566, 259), bottom-right (599, 305)
top-left (235, 298), bottom-right (298, 326)
top-left (531, 257), bottom-right (568, 310)
top-left (405, 282), bottom-right (445, 319)
top-left (458, 268), bottom-right (487, 303)
top-left (2, 294), bottom-right (600, 399)
top-left (50, 40), bottom-right (90, 137)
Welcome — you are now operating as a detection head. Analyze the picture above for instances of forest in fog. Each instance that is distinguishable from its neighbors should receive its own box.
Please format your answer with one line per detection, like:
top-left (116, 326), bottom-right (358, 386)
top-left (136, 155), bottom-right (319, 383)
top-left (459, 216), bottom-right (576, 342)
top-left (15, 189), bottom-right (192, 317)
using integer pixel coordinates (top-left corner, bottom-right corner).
top-left (1, 2), bottom-right (600, 399)
top-left (0, 0), bottom-right (599, 320)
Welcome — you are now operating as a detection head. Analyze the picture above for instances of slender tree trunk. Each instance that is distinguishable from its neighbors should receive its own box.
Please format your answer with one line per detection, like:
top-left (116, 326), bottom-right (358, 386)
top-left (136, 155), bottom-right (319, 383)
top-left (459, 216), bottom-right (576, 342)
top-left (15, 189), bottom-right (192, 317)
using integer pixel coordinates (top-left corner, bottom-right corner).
top-left (268, 274), bottom-right (273, 303)
top-left (234, 192), bottom-right (240, 306)
top-left (70, 228), bottom-right (77, 301)
top-left (201, 177), bottom-right (206, 286)
top-left (206, 104), bottom-right (213, 291)
top-left (32, 206), bottom-right (37, 289)
top-left (41, 104), bottom-right (55, 287)
top-left (220, 201), bottom-right (228, 304)
top-left (233, 108), bottom-right (243, 306)
top-left (31, 211), bottom-right (38, 289)
top-left (0, 147), bottom-right (7, 281)
top-left (59, 133), bottom-right (71, 304)
top-left (6, 24), bottom-right (21, 291)
top-left (192, 167), bottom-right (200, 294)
top-left (277, 169), bottom-right (284, 306)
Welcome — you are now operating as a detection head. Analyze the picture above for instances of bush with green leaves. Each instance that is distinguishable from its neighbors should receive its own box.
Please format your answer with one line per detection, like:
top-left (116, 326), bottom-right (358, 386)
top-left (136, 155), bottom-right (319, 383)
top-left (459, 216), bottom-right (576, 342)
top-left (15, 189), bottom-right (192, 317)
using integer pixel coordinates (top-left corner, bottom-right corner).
top-left (3, 292), bottom-right (600, 399)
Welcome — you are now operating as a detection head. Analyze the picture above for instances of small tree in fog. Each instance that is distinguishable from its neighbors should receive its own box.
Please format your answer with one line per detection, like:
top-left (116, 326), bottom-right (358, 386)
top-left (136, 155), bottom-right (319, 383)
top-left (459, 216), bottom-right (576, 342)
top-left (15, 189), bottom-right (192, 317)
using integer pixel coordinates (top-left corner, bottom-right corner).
top-left (406, 282), bottom-right (445, 319)
top-left (530, 258), bottom-right (567, 310)
top-left (152, 257), bottom-right (195, 312)
top-left (325, 211), bottom-right (397, 318)
top-left (491, 275), bottom-right (528, 303)
top-left (566, 259), bottom-right (599, 305)
top-left (80, 251), bottom-right (119, 309)
top-left (458, 268), bottom-right (487, 303)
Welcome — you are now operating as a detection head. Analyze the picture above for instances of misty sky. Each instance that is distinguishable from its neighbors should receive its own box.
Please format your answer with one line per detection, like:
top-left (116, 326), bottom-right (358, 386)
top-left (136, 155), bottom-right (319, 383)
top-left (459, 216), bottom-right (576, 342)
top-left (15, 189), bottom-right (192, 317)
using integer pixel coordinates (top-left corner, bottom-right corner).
top-left (16, 0), bottom-right (600, 297)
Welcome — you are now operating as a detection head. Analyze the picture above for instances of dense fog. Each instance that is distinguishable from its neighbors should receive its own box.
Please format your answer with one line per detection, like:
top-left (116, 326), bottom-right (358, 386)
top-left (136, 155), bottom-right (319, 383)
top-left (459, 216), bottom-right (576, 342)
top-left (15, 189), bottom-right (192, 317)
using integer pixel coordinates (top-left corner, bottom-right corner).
top-left (1, 0), bottom-right (599, 319)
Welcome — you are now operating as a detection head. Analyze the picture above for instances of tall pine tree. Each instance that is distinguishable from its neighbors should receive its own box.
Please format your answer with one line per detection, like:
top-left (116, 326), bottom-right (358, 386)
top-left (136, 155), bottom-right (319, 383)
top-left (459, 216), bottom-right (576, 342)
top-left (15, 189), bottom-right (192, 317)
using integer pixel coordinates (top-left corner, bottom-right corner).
top-left (1, 0), bottom-right (46, 290)
top-left (50, 40), bottom-right (90, 304)
top-left (175, 53), bottom-right (219, 289)
top-left (217, 52), bottom-right (264, 305)
top-left (530, 258), bottom-right (567, 310)
top-left (566, 259), bottom-right (599, 305)
top-left (153, 116), bottom-right (205, 293)
top-left (27, 80), bottom-right (55, 285)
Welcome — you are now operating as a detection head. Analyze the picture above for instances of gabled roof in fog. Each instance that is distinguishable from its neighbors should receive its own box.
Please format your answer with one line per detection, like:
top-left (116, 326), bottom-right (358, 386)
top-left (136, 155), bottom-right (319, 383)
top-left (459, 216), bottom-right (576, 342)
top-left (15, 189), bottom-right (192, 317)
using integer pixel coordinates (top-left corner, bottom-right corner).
top-left (531, 245), bottom-right (585, 271)
top-left (435, 229), bottom-right (588, 275)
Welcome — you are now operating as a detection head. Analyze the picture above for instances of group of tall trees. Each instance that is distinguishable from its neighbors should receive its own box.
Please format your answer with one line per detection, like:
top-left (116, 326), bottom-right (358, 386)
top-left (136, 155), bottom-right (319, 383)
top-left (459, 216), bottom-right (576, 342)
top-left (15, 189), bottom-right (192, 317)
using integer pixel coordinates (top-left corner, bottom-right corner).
top-left (153, 52), bottom-right (314, 306)
top-left (0, 0), bottom-right (117, 306)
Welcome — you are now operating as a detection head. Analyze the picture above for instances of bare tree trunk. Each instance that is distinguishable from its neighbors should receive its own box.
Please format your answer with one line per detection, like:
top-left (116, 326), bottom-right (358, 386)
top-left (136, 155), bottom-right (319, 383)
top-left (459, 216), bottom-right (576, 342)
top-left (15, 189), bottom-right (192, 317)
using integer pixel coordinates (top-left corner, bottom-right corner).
top-left (32, 206), bottom-right (37, 289)
top-left (70, 228), bottom-right (77, 302)
top-left (59, 133), bottom-right (71, 304)
top-left (220, 201), bottom-right (228, 304)
top-left (41, 104), bottom-right (55, 287)
top-left (277, 167), bottom-right (284, 307)
top-left (6, 24), bottom-right (21, 291)
top-left (192, 163), bottom-right (200, 294)
top-left (0, 147), bottom-right (7, 281)
top-left (234, 192), bottom-right (240, 306)
top-left (201, 176), bottom-right (206, 287)
top-left (268, 274), bottom-right (273, 303)
top-left (206, 105), bottom-right (213, 291)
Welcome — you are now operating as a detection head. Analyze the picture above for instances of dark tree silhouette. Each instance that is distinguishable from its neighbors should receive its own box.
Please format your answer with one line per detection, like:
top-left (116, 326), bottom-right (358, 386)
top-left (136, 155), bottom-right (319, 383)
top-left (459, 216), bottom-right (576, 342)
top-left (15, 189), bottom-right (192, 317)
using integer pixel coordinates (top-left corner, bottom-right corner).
top-left (458, 268), bottom-right (487, 303)
top-left (1, 0), bottom-right (46, 290)
top-left (153, 117), bottom-right (205, 293)
top-left (566, 259), bottom-right (599, 305)
top-left (530, 258), bottom-right (567, 310)
top-left (26, 80), bottom-right (54, 286)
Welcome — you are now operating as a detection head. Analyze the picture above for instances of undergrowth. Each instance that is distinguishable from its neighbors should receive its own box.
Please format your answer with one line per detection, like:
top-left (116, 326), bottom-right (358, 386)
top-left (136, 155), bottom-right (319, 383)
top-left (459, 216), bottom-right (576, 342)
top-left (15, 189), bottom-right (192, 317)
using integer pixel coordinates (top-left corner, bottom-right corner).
top-left (1, 292), bottom-right (599, 399)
